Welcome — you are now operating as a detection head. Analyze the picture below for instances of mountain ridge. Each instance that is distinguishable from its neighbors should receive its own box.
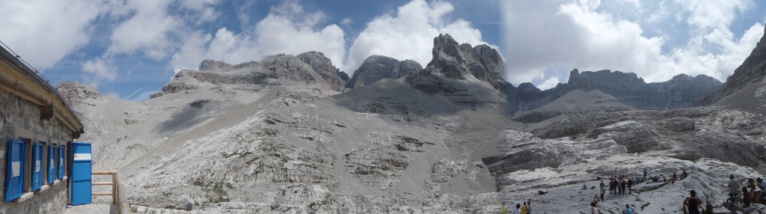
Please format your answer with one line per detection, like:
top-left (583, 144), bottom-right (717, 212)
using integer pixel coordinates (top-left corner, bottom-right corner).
top-left (54, 28), bottom-right (766, 213)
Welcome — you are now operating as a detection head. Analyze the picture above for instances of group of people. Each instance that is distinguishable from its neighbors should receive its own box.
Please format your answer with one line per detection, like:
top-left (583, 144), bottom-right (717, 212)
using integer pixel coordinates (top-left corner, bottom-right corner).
top-left (589, 168), bottom-right (691, 213)
top-left (727, 174), bottom-right (766, 208)
top-left (501, 200), bottom-right (531, 214)
top-left (605, 175), bottom-right (637, 196)
top-left (646, 169), bottom-right (689, 184)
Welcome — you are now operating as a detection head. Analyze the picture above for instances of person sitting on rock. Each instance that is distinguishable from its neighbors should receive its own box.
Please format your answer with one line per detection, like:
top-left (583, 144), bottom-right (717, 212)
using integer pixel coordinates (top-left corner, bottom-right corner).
top-left (743, 186), bottom-right (752, 207)
top-left (623, 204), bottom-right (634, 214)
top-left (729, 175), bottom-right (741, 205)
top-left (761, 178), bottom-right (766, 204)
top-left (748, 178), bottom-right (757, 201)
top-left (583, 184), bottom-right (588, 190)
top-left (681, 169), bottom-right (688, 179)
top-left (591, 202), bottom-right (602, 214)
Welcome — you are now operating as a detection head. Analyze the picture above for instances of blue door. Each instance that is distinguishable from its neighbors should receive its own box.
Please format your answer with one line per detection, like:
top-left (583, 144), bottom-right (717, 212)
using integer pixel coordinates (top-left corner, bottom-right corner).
top-left (69, 142), bottom-right (92, 205)
top-left (58, 146), bottom-right (65, 179)
top-left (32, 143), bottom-right (43, 191)
top-left (48, 145), bottom-right (56, 184)
top-left (5, 140), bottom-right (25, 202)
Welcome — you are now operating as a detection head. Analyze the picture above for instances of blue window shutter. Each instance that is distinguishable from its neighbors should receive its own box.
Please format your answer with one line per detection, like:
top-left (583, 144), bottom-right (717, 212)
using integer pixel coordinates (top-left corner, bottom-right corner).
top-left (5, 140), bottom-right (25, 202)
top-left (32, 143), bottom-right (43, 191)
top-left (58, 146), bottom-right (64, 179)
top-left (48, 145), bottom-right (56, 184)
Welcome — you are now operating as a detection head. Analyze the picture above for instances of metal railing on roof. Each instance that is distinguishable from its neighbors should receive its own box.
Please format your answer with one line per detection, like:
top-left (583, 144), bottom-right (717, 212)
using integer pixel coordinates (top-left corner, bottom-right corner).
top-left (0, 40), bottom-right (52, 85)
top-left (0, 39), bottom-right (85, 133)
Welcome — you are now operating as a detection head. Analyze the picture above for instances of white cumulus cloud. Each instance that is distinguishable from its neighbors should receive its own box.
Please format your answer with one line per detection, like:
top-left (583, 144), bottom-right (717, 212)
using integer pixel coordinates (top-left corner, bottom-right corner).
top-left (170, 0), bottom-right (346, 72)
top-left (345, 0), bottom-right (489, 74)
top-left (0, 0), bottom-right (106, 70)
top-left (107, 0), bottom-right (182, 60)
top-left (502, 0), bottom-right (764, 88)
top-left (82, 58), bottom-right (118, 87)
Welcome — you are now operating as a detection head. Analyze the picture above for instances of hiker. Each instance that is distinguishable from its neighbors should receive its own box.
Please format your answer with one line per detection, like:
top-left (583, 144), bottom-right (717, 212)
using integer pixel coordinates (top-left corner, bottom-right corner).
top-left (620, 178), bottom-right (626, 195)
top-left (672, 172), bottom-right (677, 184)
top-left (760, 177), bottom-right (766, 203)
top-left (627, 178), bottom-right (633, 194)
top-left (623, 204), bottom-right (634, 214)
top-left (729, 175), bottom-right (741, 205)
top-left (681, 169), bottom-right (688, 179)
top-left (593, 194), bottom-right (599, 203)
top-left (609, 178), bottom-right (615, 194)
top-left (600, 183), bottom-right (605, 202)
top-left (591, 201), bottom-right (602, 214)
top-left (527, 200), bottom-right (532, 214)
top-left (512, 203), bottom-right (522, 214)
top-left (643, 168), bottom-right (647, 180)
top-left (683, 190), bottom-right (703, 214)
top-left (521, 202), bottom-right (528, 214)
top-left (748, 178), bottom-right (756, 200)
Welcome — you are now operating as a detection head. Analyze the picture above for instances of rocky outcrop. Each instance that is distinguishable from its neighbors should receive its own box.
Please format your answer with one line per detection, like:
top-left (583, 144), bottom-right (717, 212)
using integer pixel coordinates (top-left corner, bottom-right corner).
top-left (710, 25), bottom-right (766, 113)
top-left (509, 69), bottom-right (722, 115)
top-left (346, 55), bottom-right (422, 89)
top-left (199, 59), bottom-right (233, 72)
top-left (57, 81), bottom-right (103, 101)
top-left (423, 34), bottom-right (508, 90)
top-left (716, 25), bottom-right (766, 99)
top-left (404, 34), bottom-right (510, 109)
top-left (573, 70), bottom-right (722, 110)
top-left (152, 53), bottom-right (337, 97)
top-left (297, 51), bottom-right (345, 91)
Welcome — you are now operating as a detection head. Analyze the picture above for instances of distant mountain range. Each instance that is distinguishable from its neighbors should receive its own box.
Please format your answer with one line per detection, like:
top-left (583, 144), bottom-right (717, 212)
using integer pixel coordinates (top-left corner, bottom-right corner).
top-left (57, 25), bottom-right (766, 213)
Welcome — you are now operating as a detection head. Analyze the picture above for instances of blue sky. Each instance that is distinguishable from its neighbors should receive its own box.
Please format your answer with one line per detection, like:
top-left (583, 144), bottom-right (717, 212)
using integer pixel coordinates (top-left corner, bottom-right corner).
top-left (0, 0), bottom-right (764, 100)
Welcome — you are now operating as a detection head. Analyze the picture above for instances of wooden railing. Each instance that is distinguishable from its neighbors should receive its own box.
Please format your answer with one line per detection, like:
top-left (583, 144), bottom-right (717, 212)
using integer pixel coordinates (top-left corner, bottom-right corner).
top-left (92, 171), bottom-right (131, 214)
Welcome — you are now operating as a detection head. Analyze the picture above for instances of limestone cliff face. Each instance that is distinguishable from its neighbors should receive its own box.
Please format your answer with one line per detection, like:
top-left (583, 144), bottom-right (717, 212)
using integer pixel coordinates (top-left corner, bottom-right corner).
top-left (346, 55), bottom-right (422, 89)
top-left (711, 25), bottom-right (766, 113)
top-left (423, 34), bottom-right (508, 91)
top-left (297, 51), bottom-right (345, 91)
top-left (405, 34), bottom-right (511, 109)
top-left (575, 70), bottom-right (722, 110)
top-left (152, 53), bottom-right (339, 98)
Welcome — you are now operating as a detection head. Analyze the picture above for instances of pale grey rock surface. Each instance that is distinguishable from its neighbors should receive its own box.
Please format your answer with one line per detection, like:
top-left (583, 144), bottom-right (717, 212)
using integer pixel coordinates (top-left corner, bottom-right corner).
top-left (58, 31), bottom-right (766, 214)
top-left (297, 51), bottom-right (345, 91)
top-left (346, 55), bottom-right (421, 89)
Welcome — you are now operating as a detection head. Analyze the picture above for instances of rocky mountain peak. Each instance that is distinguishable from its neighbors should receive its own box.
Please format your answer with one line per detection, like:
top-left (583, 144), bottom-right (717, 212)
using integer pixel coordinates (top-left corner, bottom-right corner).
top-left (712, 25), bottom-right (766, 108)
top-left (57, 81), bottom-right (103, 101)
top-left (565, 68), bottom-right (596, 90)
top-left (151, 53), bottom-right (341, 98)
top-left (346, 55), bottom-right (422, 89)
top-left (297, 51), bottom-right (345, 91)
top-left (199, 59), bottom-right (233, 72)
top-left (416, 34), bottom-right (509, 91)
